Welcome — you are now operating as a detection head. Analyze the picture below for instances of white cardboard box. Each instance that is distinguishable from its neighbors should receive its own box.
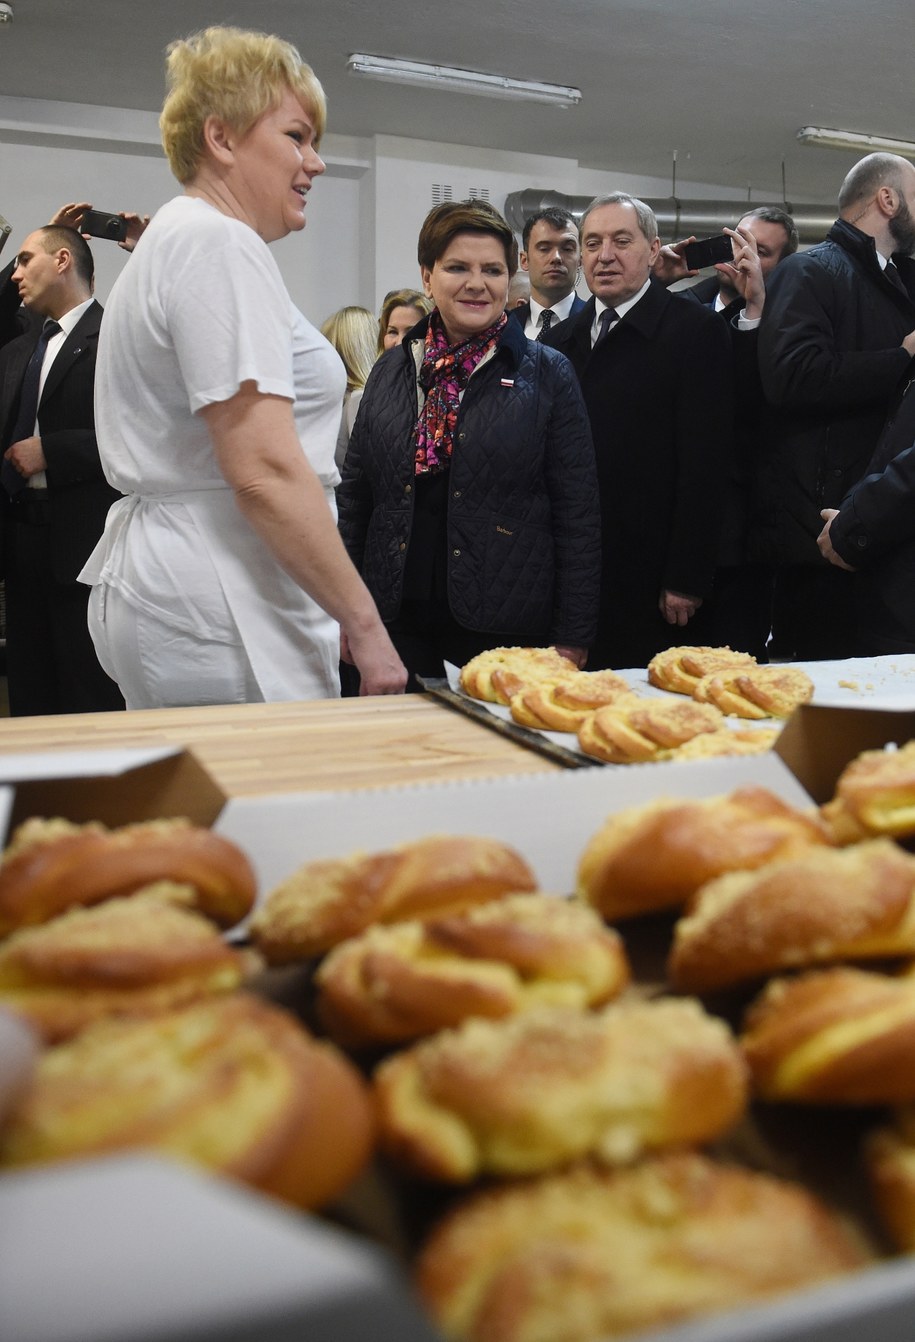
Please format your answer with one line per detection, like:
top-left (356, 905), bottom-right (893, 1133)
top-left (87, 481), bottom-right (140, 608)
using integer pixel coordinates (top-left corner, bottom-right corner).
top-left (6, 705), bottom-right (915, 1342)
top-left (0, 1153), bottom-right (440, 1342)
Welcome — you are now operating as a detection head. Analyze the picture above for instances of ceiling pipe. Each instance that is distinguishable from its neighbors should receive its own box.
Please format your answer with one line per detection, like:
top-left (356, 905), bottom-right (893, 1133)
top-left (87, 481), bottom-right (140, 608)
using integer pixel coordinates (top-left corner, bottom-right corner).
top-left (503, 188), bottom-right (836, 246)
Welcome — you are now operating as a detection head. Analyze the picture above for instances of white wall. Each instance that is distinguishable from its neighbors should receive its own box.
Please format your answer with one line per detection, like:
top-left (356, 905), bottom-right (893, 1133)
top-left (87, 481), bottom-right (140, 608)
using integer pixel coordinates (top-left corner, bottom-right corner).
top-left (0, 93), bottom-right (761, 325)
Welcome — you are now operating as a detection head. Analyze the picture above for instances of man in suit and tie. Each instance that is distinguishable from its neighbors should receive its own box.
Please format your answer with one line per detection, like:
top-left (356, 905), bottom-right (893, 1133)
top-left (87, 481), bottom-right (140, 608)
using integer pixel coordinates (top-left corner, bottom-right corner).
top-left (546, 192), bottom-right (733, 670)
top-left (0, 224), bottom-right (123, 715)
top-left (510, 206), bottom-right (586, 342)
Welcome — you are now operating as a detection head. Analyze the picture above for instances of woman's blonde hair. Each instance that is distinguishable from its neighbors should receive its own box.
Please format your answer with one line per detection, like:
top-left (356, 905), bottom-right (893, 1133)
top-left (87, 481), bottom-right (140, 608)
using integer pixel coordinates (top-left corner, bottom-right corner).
top-left (377, 288), bottom-right (433, 355)
top-left (321, 306), bottom-right (379, 393)
top-left (160, 26), bottom-right (326, 184)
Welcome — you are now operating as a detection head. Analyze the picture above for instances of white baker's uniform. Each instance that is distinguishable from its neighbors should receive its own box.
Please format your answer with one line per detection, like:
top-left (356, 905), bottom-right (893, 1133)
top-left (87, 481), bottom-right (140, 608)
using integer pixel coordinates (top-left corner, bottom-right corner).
top-left (81, 196), bottom-right (346, 704)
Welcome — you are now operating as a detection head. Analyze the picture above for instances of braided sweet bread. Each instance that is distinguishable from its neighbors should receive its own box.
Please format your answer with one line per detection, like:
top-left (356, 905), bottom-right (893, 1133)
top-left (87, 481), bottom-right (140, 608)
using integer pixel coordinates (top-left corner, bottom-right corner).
top-left (315, 893), bottom-right (630, 1048)
top-left (416, 1153), bottom-right (869, 1342)
top-left (374, 998), bottom-right (747, 1181)
top-left (577, 698), bottom-right (725, 763)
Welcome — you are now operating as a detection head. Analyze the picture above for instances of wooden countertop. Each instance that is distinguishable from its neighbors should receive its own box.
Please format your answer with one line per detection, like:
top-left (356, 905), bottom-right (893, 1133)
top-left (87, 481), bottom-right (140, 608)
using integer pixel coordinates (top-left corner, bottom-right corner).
top-left (0, 695), bottom-right (562, 797)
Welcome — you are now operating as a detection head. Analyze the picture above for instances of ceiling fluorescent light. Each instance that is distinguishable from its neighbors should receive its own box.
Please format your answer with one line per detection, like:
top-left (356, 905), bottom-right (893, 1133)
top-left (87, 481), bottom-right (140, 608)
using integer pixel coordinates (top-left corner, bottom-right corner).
top-left (797, 126), bottom-right (915, 158)
top-left (347, 54), bottom-right (581, 109)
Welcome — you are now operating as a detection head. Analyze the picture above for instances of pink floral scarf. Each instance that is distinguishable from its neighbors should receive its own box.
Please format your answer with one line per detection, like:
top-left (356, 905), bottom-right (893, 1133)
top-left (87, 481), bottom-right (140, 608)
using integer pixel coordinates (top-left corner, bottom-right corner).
top-left (414, 310), bottom-right (507, 475)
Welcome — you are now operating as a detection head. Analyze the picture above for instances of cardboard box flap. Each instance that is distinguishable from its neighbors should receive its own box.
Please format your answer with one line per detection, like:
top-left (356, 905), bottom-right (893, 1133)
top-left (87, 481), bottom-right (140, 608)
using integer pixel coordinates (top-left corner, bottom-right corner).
top-left (776, 704), bottom-right (915, 804)
top-left (0, 747), bottom-right (226, 839)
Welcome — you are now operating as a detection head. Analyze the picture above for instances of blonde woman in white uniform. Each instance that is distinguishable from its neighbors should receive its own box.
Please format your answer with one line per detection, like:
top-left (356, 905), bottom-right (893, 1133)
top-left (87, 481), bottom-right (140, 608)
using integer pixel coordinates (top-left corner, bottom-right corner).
top-left (81, 27), bottom-right (406, 707)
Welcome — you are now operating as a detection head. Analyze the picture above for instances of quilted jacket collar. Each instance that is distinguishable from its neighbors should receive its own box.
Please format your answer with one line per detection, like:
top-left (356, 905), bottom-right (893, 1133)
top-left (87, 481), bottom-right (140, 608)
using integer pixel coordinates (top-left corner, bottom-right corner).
top-left (401, 310), bottom-right (530, 377)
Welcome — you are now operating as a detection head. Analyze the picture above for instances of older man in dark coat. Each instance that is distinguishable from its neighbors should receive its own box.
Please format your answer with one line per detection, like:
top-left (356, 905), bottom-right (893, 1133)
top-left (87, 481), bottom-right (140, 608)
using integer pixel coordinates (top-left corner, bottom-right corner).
top-left (546, 192), bottom-right (733, 670)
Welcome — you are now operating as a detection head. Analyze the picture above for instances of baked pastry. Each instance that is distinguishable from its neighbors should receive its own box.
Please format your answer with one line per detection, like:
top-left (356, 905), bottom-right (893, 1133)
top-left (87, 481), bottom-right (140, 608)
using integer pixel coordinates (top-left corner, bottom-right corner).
top-left (249, 835), bottom-right (537, 964)
top-left (0, 817), bottom-right (257, 936)
top-left (0, 994), bottom-right (375, 1210)
top-left (647, 645), bottom-right (757, 695)
top-left (0, 888), bottom-right (250, 1042)
top-left (508, 673), bottom-right (635, 733)
top-left (866, 1108), bottom-right (915, 1251)
top-left (416, 1153), bottom-right (870, 1342)
top-left (821, 740), bottom-right (915, 845)
top-left (668, 726), bottom-right (779, 758)
top-left (374, 998), bottom-right (747, 1181)
top-left (577, 787), bottom-right (833, 922)
top-left (741, 966), bottom-right (915, 1104)
top-left (669, 839), bottom-right (915, 994)
top-left (692, 664), bottom-right (814, 719)
top-left (577, 698), bottom-right (724, 764)
top-left (459, 647), bottom-right (578, 704)
top-left (315, 893), bottom-right (630, 1048)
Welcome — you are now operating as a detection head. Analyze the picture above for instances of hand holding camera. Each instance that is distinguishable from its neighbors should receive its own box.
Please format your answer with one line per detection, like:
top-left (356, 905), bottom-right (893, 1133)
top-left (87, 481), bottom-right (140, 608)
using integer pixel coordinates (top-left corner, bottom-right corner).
top-left (48, 202), bottom-right (151, 252)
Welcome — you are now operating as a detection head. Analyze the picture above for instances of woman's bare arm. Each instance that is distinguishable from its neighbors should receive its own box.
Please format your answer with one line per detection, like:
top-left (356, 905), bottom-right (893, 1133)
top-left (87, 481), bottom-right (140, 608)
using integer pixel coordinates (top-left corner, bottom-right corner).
top-left (201, 383), bottom-right (406, 695)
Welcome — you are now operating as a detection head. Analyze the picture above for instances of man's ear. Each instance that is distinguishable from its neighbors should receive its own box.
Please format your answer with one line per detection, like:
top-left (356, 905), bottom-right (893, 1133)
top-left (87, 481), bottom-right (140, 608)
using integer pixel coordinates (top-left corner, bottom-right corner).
top-left (519, 250), bottom-right (530, 274)
top-left (875, 184), bottom-right (900, 219)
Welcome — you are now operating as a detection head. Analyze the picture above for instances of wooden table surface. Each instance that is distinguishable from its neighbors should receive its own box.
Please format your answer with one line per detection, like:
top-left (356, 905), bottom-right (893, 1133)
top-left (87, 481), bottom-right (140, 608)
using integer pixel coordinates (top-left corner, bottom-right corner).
top-left (0, 695), bottom-right (562, 797)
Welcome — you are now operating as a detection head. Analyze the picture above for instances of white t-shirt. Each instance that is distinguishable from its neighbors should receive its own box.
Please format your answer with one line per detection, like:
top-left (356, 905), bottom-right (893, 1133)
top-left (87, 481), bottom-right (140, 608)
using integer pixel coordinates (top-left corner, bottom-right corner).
top-left (81, 195), bottom-right (347, 701)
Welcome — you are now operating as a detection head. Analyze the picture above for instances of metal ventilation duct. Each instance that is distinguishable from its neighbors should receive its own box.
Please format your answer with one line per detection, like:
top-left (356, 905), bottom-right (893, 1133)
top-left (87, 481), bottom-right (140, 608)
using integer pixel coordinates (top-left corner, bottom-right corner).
top-left (503, 189), bottom-right (835, 245)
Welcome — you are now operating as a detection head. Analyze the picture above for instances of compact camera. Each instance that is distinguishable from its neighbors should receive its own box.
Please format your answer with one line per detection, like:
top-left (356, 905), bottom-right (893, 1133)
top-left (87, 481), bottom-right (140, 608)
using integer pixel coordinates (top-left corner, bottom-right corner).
top-left (683, 234), bottom-right (734, 271)
top-left (80, 209), bottom-right (128, 243)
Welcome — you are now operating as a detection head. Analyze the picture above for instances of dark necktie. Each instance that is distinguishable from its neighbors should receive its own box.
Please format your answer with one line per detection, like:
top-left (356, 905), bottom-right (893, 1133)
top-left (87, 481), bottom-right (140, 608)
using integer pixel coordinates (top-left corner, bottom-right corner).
top-left (886, 261), bottom-right (908, 297)
top-left (537, 309), bottom-right (554, 342)
top-left (2, 318), bottom-right (61, 498)
top-left (592, 306), bottom-right (619, 349)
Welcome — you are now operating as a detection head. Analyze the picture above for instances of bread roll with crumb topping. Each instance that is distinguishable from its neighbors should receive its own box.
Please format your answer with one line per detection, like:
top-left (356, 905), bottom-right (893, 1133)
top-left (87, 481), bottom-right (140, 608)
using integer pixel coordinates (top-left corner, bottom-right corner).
top-left (0, 889), bottom-right (250, 1042)
top-left (0, 994), bottom-right (375, 1210)
top-left (416, 1153), bottom-right (869, 1342)
top-left (692, 665), bottom-right (814, 720)
top-left (374, 998), bottom-right (747, 1181)
top-left (508, 674), bottom-right (635, 733)
top-left (669, 839), bottom-right (915, 993)
top-left (578, 787), bottom-right (832, 921)
top-left (315, 893), bottom-right (629, 1047)
top-left (0, 817), bottom-right (256, 936)
top-left (741, 966), bottom-right (915, 1103)
top-left (647, 645), bottom-right (757, 695)
top-left (459, 647), bottom-right (577, 704)
top-left (866, 1108), bottom-right (915, 1251)
top-left (821, 740), bottom-right (915, 845)
top-left (577, 698), bottom-right (724, 764)
top-left (668, 727), bottom-right (779, 758)
top-left (250, 835), bottom-right (537, 964)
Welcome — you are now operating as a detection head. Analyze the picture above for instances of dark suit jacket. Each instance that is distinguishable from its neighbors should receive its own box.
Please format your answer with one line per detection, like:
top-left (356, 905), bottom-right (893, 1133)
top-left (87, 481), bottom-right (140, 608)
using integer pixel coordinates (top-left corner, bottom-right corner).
top-left (546, 287), bottom-right (734, 668)
top-left (508, 293), bottom-right (587, 335)
top-left (0, 299), bottom-right (120, 582)
top-left (0, 259), bottom-right (35, 352)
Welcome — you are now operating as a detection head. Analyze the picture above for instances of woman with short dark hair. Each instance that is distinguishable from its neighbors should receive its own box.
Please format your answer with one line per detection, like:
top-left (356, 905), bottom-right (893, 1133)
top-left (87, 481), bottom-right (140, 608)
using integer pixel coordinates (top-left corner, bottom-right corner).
top-left (338, 200), bottom-right (601, 688)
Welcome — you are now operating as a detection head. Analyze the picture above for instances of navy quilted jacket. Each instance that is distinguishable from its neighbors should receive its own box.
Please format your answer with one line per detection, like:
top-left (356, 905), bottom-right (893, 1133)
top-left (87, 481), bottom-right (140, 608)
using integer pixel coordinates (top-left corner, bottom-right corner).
top-left (337, 314), bottom-right (601, 646)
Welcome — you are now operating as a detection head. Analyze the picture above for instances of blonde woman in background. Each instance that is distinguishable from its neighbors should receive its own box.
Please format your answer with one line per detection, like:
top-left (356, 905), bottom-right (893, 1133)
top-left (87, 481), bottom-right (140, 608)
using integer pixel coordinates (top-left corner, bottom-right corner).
top-left (321, 305), bottom-right (377, 471)
top-left (377, 288), bottom-right (432, 355)
top-left (80, 26), bottom-right (406, 705)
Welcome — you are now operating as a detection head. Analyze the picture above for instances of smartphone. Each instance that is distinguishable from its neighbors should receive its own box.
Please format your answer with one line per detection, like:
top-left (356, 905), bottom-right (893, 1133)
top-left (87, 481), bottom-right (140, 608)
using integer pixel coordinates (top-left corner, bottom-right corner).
top-left (80, 209), bottom-right (128, 243)
top-left (683, 234), bottom-right (733, 271)
top-left (0, 212), bottom-right (11, 255)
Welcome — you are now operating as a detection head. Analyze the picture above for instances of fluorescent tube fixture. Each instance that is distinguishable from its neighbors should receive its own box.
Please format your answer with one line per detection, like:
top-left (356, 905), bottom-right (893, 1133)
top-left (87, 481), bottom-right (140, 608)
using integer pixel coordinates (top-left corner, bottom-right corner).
top-left (347, 54), bottom-right (581, 108)
top-left (797, 126), bottom-right (915, 158)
